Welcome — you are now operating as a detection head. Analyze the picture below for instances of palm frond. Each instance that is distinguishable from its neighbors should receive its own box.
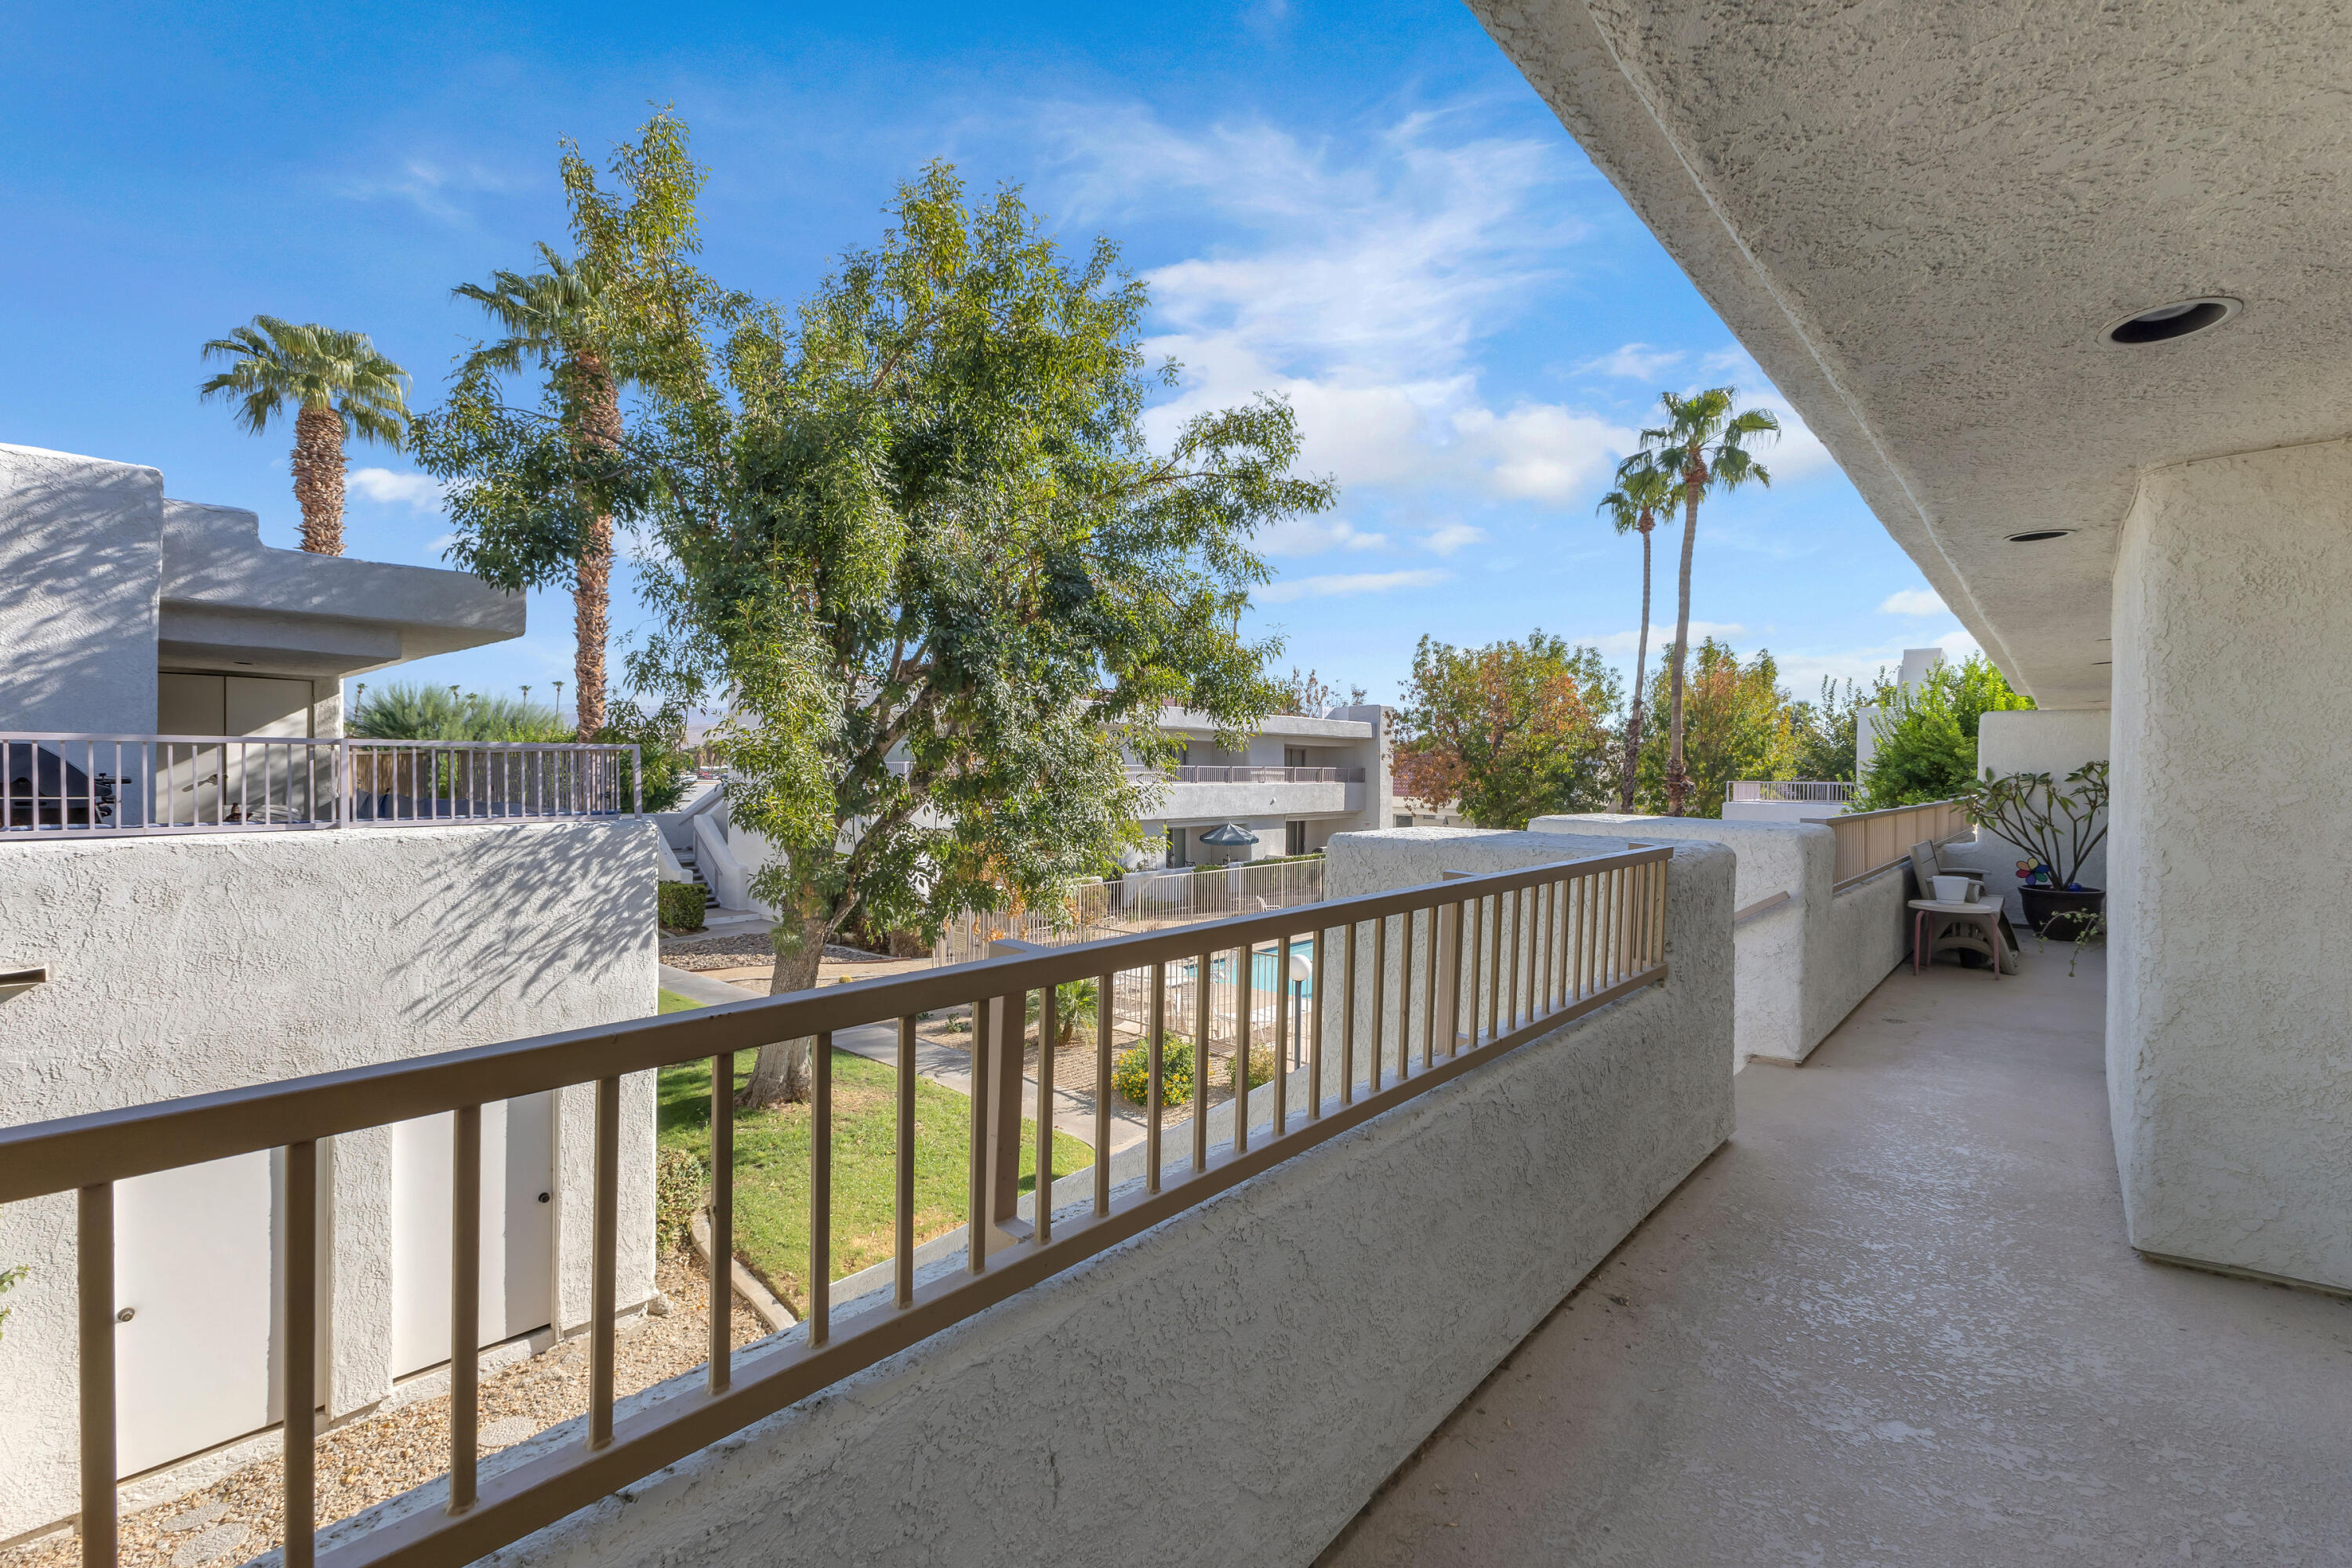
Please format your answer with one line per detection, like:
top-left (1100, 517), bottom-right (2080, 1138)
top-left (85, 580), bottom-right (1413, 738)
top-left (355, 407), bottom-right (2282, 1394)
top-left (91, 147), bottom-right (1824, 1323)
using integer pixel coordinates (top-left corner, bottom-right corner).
top-left (197, 314), bottom-right (409, 446)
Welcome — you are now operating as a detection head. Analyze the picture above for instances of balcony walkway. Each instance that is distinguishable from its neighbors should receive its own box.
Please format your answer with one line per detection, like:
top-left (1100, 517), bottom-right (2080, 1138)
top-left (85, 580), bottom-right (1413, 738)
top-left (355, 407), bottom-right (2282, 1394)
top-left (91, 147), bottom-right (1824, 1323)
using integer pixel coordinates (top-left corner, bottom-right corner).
top-left (1320, 947), bottom-right (2352, 1566)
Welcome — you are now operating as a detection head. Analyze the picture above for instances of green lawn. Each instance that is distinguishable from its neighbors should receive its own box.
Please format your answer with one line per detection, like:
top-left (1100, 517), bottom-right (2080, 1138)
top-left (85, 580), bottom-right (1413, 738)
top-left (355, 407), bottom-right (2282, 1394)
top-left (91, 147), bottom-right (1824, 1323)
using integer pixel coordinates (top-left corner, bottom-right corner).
top-left (659, 988), bottom-right (702, 1014)
top-left (655, 1014), bottom-right (1093, 1315)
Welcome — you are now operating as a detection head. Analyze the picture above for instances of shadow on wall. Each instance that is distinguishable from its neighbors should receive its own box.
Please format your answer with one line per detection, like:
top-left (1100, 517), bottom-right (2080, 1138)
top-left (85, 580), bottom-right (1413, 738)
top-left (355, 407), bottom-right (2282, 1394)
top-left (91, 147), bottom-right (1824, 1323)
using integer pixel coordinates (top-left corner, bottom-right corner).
top-left (0, 454), bottom-right (165, 733)
top-left (390, 822), bottom-right (660, 1032)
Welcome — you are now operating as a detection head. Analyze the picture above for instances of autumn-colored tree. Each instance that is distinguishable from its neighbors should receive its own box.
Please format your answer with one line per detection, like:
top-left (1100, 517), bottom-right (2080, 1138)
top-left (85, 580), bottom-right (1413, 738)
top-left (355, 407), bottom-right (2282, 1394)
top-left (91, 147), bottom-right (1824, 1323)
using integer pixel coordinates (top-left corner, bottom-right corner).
top-left (1394, 632), bottom-right (1622, 829)
top-left (1633, 638), bottom-right (1798, 818)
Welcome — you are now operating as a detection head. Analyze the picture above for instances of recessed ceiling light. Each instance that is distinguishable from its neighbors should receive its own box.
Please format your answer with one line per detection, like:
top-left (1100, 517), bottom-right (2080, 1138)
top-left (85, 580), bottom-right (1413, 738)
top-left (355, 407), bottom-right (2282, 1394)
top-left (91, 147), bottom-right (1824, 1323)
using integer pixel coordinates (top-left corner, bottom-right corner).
top-left (2005, 529), bottom-right (2074, 543)
top-left (2102, 296), bottom-right (2241, 347)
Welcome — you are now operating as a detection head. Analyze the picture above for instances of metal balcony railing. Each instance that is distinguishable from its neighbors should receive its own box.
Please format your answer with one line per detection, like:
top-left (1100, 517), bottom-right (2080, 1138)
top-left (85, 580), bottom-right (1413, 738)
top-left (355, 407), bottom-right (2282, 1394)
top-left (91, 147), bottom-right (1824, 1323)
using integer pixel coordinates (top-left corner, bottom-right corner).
top-left (1726, 780), bottom-right (1858, 804)
top-left (0, 733), bottom-right (641, 836)
top-left (0, 846), bottom-right (1670, 1568)
top-left (1130, 764), bottom-right (1367, 785)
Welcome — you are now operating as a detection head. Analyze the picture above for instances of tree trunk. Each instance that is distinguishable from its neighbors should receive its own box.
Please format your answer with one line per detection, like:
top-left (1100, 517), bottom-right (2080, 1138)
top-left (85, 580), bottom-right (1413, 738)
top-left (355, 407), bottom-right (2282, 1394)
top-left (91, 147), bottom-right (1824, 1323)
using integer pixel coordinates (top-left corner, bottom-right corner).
top-left (740, 914), bottom-right (828, 1109)
top-left (290, 405), bottom-right (346, 556)
top-left (1620, 519), bottom-right (1653, 811)
top-left (1665, 473), bottom-right (1704, 816)
top-left (570, 356), bottom-right (622, 738)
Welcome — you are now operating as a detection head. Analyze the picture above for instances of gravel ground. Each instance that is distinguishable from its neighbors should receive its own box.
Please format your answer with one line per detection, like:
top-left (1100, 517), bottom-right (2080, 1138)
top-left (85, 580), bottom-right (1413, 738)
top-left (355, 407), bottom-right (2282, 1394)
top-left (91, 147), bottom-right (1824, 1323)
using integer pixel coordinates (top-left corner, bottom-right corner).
top-left (660, 936), bottom-right (902, 972)
top-left (13, 1255), bottom-right (768, 1568)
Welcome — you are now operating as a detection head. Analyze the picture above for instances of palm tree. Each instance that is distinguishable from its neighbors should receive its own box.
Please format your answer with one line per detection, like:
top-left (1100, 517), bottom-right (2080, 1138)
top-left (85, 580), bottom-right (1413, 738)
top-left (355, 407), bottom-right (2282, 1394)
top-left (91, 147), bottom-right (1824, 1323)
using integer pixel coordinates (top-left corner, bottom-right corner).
top-left (1632, 388), bottom-right (1779, 815)
top-left (1596, 454), bottom-right (1679, 811)
top-left (200, 318), bottom-right (408, 555)
top-left (453, 252), bottom-right (622, 736)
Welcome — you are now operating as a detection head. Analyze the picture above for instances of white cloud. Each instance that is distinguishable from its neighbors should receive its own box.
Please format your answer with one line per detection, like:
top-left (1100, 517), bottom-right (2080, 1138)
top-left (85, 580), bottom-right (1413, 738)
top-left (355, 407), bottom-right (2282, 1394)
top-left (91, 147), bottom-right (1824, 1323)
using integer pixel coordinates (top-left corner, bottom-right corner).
top-left (1259, 568), bottom-right (1451, 604)
top-left (1583, 343), bottom-right (1686, 380)
top-left (1044, 106), bottom-right (1641, 503)
top-left (1588, 619), bottom-right (1746, 655)
top-left (350, 468), bottom-right (446, 511)
top-left (1878, 587), bottom-right (1948, 616)
top-left (1256, 514), bottom-right (1387, 557)
top-left (1423, 522), bottom-right (1486, 557)
top-left (336, 157), bottom-right (511, 223)
top-left (424, 532), bottom-right (459, 558)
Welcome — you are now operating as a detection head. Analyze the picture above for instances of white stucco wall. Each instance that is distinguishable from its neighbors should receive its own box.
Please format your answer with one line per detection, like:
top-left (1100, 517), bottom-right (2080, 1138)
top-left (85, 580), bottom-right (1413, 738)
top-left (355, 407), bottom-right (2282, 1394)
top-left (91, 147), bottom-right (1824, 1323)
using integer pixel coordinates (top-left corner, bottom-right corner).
top-left (328, 836), bottom-right (1732, 1568)
top-left (1530, 815), bottom-right (1920, 1069)
top-left (0, 444), bottom-right (164, 734)
top-left (0, 822), bottom-right (662, 1536)
top-left (2107, 438), bottom-right (2352, 1294)
top-left (1974, 708), bottom-right (2112, 920)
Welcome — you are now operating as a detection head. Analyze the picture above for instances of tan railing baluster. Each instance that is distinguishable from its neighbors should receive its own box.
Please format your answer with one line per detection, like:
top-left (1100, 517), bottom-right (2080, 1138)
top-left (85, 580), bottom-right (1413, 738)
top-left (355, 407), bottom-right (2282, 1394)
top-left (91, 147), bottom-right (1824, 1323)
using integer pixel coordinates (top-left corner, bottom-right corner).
top-left (1506, 887), bottom-right (1523, 1032)
top-left (78, 1181), bottom-right (117, 1568)
top-left (1235, 949), bottom-right (1253, 1154)
top-left (450, 1106), bottom-right (481, 1512)
top-left (1036, 993), bottom-right (1056, 1243)
top-left (895, 1020), bottom-right (916, 1307)
top-left (1148, 963), bottom-right (1167, 1189)
top-left (285, 1140), bottom-right (318, 1567)
top-left (1270, 940), bottom-right (1288, 1137)
top-left (590, 1075), bottom-right (619, 1448)
top-left (1345, 920), bottom-right (1363, 1098)
top-left (710, 1050), bottom-right (735, 1388)
top-left (811, 1031), bottom-right (832, 1344)
top-left (1447, 896), bottom-right (1468, 1054)
top-left (1308, 927), bottom-right (1327, 1121)
top-left (1370, 915), bottom-right (1388, 1086)
top-left (1192, 951), bottom-right (1212, 1171)
top-left (1093, 978), bottom-right (1112, 1214)
top-left (970, 1000), bottom-right (991, 1272)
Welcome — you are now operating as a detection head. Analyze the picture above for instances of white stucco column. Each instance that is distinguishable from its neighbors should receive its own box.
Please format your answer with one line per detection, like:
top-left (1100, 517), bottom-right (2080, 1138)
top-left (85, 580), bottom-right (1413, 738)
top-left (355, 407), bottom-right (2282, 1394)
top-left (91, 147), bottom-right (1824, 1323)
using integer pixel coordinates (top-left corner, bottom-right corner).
top-left (2107, 437), bottom-right (2352, 1294)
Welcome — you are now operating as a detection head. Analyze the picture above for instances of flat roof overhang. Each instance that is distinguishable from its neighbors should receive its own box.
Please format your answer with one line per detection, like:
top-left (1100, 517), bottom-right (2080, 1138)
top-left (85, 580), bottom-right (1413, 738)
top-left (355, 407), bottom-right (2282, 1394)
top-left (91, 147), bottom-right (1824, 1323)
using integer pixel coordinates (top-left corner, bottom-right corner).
top-left (1475, 0), bottom-right (2352, 706)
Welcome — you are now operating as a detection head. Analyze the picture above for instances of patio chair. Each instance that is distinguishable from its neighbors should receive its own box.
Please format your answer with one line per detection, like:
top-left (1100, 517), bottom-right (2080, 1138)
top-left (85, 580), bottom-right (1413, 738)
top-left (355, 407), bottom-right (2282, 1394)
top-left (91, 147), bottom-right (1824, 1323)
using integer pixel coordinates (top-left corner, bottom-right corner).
top-left (1909, 840), bottom-right (2021, 973)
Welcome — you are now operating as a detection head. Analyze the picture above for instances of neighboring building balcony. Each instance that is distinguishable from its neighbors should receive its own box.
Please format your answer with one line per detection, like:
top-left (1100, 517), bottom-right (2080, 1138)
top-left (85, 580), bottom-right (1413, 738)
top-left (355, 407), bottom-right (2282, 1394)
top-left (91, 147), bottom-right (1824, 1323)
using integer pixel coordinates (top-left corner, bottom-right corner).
top-left (1127, 764), bottom-right (1368, 822)
top-left (1722, 779), bottom-right (1860, 824)
top-left (2, 731), bottom-right (644, 835)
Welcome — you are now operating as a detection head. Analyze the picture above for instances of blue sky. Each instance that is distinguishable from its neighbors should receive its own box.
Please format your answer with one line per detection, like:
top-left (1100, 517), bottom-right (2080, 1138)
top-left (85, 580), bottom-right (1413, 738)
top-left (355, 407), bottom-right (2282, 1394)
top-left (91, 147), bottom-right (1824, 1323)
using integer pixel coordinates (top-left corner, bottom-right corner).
top-left (2, 0), bottom-right (1970, 722)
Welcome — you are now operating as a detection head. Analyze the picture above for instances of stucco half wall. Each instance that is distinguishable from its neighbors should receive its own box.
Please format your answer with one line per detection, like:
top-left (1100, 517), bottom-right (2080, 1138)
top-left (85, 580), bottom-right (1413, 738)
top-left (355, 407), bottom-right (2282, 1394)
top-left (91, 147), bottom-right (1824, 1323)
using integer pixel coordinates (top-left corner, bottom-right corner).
top-left (2108, 437), bottom-right (2352, 1294)
top-left (365, 834), bottom-right (1733, 1568)
top-left (0, 821), bottom-right (662, 1538)
top-left (1530, 815), bottom-right (1916, 1068)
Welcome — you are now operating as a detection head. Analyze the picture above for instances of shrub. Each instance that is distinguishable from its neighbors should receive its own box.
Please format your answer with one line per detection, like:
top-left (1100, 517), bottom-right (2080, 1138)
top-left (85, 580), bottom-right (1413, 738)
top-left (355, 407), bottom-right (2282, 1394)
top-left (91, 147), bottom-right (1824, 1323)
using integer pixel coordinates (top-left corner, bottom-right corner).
top-left (1112, 1036), bottom-right (1196, 1106)
top-left (1240, 1044), bottom-right (1277, 1092)
top-left (1026, 978), bottom-right (1099, 1047)
top-left (655, 1145), bottom-right (707, 1253)
top-left (659, 880), bottom-right (709, 931)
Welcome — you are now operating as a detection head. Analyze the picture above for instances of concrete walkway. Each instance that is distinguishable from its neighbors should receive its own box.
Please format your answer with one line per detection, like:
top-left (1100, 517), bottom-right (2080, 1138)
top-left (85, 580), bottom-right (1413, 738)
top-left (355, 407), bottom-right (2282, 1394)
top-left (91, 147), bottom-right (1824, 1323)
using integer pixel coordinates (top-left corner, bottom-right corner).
top-left (1320, 948), bottom-right (2352, 1566)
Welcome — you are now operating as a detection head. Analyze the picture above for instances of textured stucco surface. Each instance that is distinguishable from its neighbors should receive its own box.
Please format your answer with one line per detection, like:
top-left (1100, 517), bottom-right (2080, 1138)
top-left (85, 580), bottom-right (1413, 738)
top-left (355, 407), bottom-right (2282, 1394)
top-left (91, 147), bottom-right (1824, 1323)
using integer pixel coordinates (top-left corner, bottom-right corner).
top-left (1467, 1), bottom-right (2352, 707)
top-left (2107, 440), bottom-right (2352, 1293)
top-left (1324, 949), bottom-right (2352, 1566)
top-left (0, 822), bottom-right (662, 1537)
top-left (1975, 708), bottom-right (2112, 922)
top-left (0, 444), bottom-right (164, 734)
top-left (1531, 815), bottom-right (1914, 1067)
top-left (361, 837), bottom-right (1732, 1568)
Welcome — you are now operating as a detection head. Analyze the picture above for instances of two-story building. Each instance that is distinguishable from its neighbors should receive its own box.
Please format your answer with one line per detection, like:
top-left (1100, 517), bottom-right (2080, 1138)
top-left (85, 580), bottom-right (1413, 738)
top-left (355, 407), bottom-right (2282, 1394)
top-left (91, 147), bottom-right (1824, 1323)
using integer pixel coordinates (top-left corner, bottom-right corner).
top-left (1140, 704), bottom-right (1393, 868)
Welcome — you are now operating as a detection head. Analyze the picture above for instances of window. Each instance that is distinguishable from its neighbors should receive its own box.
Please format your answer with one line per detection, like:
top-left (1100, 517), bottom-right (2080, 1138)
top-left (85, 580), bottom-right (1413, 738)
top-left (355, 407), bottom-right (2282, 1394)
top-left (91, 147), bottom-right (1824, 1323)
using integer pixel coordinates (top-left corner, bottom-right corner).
top-left (1284, 746), bottom-right (1308, 769)
top-left (1286, 819), bottom-right (1308, 856)
top-left (1167, 826), bottom-right (1187, 867)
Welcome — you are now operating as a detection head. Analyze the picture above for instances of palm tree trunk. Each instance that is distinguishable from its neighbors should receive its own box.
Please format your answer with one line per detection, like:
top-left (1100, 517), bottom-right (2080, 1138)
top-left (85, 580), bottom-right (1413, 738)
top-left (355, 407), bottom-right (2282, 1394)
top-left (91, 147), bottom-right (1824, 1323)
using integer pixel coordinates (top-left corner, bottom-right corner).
top-left (1666, 477), bottom-right (1703, 815)
top-left (1621, 522), bottom-right (1652, 811)
top-left (742, 913), bottom-right (829, 1108)
top-left (571, 355), bottom-right (622, 738)
top-left (290, 405), bottom-right (346, 555)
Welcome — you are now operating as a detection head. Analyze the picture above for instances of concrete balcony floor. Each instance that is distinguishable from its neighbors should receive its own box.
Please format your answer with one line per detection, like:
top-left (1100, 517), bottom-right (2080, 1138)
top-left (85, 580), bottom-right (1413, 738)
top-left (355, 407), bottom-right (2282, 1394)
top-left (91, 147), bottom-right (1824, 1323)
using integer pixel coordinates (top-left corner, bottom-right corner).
top-left (1321, 948), bottom-right (2352, 1566)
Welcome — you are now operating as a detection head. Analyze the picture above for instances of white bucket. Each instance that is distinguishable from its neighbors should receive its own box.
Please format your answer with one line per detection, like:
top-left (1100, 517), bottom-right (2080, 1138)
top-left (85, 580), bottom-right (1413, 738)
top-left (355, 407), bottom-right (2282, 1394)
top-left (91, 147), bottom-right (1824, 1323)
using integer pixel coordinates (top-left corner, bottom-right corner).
top-left (1932, 873), bottom-right (1974, 902)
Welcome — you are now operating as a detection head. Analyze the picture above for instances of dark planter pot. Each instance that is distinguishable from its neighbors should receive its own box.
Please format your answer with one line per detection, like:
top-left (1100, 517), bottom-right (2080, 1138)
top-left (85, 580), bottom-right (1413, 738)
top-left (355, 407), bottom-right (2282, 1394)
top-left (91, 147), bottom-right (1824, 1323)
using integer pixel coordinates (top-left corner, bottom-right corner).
top-left (2019, 884), bottom-right (2104, 939)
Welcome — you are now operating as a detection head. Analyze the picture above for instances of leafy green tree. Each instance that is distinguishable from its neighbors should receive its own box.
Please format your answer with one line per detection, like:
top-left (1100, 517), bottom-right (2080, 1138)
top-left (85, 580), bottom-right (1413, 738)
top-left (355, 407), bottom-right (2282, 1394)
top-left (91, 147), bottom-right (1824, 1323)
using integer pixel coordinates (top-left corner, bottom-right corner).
top-left (614, 164), bottom-right (1331, 1106)
top-left (1858, 652), bottom-right (2034, 807)
top-left (199, 317), bottom-right (408, 555)
top-left (1596, 454), bottom-right (1679, 810)
top-left (1394, 631), bottom-right (1623, 828)
top-left (414, 109), bottom-right (729, 737)
top-left (1634, 639), bottom-right (1796, 818)
top-left (1788, 675), bottom-right (1867, 782)
top-left (1624, 389), bottom-right (1779, 815)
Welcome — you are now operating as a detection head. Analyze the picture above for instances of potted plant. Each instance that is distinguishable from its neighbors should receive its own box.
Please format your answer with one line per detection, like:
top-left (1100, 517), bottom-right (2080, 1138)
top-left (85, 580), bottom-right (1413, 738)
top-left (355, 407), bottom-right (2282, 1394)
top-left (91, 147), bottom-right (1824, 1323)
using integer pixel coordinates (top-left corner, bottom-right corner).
top-left (1961, 760), bottom-right (2109, 938)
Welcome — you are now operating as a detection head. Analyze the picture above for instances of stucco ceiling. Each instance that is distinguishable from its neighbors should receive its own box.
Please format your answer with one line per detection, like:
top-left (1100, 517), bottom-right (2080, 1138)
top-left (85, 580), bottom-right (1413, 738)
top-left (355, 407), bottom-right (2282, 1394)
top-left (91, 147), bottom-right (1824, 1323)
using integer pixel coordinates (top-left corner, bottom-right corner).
top-left (1474, 0), bottom-right (2352, 706)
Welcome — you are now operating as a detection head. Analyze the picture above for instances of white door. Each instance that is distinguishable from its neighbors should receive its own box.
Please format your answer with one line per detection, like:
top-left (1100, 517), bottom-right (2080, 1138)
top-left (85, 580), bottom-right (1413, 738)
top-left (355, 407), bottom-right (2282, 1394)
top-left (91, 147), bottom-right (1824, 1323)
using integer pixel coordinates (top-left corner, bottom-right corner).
top-left (114, 1152), bottom-right (277, 1474)
top-left (389, 1094), bottom-right (556, 1376)
top-left (223, 677), bottom-right (314, 822)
